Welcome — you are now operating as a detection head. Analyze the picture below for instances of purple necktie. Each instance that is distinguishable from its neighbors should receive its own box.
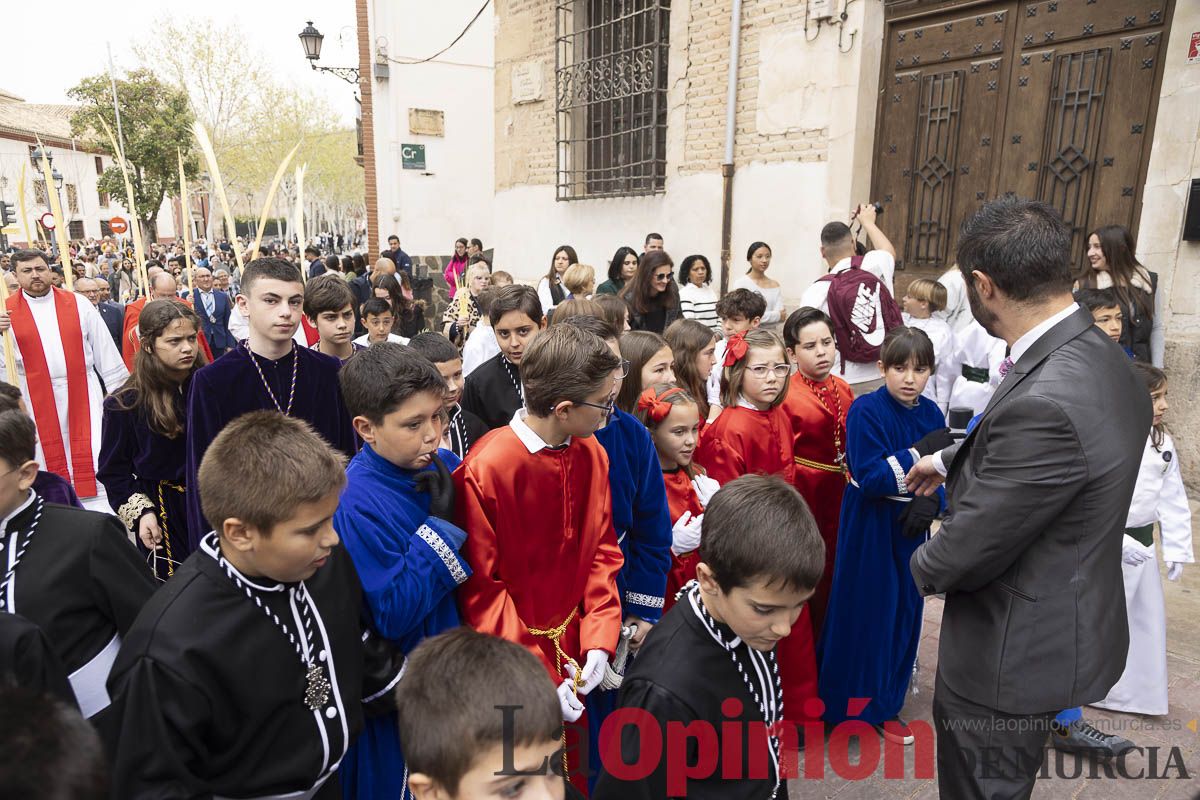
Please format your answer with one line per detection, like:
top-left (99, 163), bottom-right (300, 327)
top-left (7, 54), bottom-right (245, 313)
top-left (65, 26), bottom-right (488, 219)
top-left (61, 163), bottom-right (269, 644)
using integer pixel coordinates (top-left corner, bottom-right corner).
top-left (998, 356), bottom-right (1015, 378)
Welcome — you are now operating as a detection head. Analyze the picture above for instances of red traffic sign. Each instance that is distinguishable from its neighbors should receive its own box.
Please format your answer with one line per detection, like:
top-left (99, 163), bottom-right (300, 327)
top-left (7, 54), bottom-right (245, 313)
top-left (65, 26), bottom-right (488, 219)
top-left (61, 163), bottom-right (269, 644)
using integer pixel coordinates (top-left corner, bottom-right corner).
top-left (39, 212), bottom-right (56, 231)
top-left (109, 216), bottom-right (128, 235)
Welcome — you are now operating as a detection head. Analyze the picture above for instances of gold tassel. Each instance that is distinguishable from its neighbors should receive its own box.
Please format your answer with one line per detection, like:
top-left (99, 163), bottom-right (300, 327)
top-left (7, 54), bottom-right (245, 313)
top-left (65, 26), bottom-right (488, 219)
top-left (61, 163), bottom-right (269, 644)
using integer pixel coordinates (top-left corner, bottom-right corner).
top-left (250, 142), bottom-right (301, 262)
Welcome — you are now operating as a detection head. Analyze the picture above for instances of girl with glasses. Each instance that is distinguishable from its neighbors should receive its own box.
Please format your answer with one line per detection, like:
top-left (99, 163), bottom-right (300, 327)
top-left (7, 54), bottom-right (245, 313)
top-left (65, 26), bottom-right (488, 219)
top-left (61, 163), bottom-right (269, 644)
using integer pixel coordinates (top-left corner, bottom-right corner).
top-left (620, 251), bottom-right (681, 335)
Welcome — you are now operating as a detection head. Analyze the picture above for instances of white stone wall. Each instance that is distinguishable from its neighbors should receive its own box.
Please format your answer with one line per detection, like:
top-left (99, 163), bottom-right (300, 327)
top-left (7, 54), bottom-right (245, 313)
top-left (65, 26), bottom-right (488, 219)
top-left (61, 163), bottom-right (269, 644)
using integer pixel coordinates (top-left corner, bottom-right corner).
top-left (367, 0), bottom-right (495, 257)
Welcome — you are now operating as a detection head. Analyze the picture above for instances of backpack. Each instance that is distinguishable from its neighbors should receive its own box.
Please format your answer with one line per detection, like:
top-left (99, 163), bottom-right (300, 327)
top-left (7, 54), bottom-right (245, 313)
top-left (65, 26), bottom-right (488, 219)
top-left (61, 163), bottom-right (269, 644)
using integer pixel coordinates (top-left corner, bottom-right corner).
top-left (817, 256), bottom-right (903, 373)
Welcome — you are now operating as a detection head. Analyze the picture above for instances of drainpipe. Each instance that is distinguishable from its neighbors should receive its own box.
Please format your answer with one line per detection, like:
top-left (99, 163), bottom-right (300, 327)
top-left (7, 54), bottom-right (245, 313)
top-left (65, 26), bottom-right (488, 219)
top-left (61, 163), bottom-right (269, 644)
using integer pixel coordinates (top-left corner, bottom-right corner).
top-left (719, 0), bottom-right (743, 297)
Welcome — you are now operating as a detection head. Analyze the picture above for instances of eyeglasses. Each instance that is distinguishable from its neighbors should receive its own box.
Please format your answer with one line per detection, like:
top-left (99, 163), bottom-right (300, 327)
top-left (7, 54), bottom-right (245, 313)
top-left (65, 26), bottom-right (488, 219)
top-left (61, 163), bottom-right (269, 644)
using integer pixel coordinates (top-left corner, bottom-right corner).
top-left (746, 364), bottom-right (791, 378)
top-left (575, 399), bottom-right (615, 419)
top-left (615, 358), bottom-right (630, 379)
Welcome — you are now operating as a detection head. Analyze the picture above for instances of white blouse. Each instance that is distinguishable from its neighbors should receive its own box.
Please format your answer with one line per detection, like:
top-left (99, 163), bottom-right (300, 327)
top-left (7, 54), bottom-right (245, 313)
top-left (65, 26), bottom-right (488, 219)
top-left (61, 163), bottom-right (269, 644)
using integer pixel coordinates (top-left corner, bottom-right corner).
top-left (730, 275), bottom-right (783, 326)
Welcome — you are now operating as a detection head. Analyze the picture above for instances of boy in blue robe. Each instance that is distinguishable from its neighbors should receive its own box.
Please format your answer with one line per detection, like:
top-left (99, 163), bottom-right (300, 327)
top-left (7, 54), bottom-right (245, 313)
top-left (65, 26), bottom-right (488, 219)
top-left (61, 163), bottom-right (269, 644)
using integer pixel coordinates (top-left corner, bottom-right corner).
top-left (560, 315), bottom-right (672, 789)
top-left (185, 258), bottom-right (356, 549)
top-left (334, 342), bottom-right (471, 799)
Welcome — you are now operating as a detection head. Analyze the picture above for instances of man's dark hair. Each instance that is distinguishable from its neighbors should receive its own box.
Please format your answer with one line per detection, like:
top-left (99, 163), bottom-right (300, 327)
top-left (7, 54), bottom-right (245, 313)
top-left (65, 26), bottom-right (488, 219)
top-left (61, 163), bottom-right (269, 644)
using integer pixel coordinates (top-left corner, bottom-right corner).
top-left (0, 382), bottom-right (22, 412)
top-left (361, 297), bottom-right (393, 318)
top-left (783, 307), bottom-right (834, 350)
top-left (559, 313), bottom-right (619, 342)
top-left (240, 257), bottom-right (302, 295)
top-left (701, 474), bottom-right (824, 593)
top-left (820, 221), bottom-right (853, 248)
top-left (1073, 287), bottom-right (1121, 314)
top-left (0, 687), bottom-right (108, 799)
top-left (0, 409), bottom-right (36, 466)
top-left (407, 332), bottom-right (461, 365)
top-left (340, 341), bottom-right (446, 423)
top-left (304, 245), bottom-right (321, 259)
top-left (11, 249), bottom-right (47, 269)
top-left (324, 254), bottom-right (340, 271)
top-left (388, 235), bottom-right (400, 245)
top-left (645, 232), bottom-right (663, 246)
top-left (880, 326), bottom-right (936, 372)
top-left (956, 196), bottom-right (1073, 302)
top-left (487, 284), bottom-right (543, 327)
top-left (303, 274), bottom-right (355, 319)
top-left (397, 628), bottom-right (561, 795)
top-left (715, 287), bottom-right (766, 321)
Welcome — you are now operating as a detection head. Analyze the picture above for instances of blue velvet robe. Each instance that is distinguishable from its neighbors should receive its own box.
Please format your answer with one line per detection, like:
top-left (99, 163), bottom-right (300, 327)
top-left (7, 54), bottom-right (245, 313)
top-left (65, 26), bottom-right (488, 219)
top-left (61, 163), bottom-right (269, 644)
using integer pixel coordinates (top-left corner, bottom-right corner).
top-left (98, 384), bottom-right (189, 578)
top-left (184, 345), bottom-right (356, 549)
top-left (587, 408), bottom-right (672, 791)
top-left (334, 444), bottom-right (471, 800)
top-left (817, 387), bottom-right (946, 725)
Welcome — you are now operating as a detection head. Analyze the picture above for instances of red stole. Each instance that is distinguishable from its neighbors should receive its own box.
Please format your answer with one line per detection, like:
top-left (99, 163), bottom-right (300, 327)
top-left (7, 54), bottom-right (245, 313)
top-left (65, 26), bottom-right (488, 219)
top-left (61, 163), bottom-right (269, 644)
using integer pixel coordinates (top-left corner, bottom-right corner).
top-left (7, 289), bottom-right (96, 495)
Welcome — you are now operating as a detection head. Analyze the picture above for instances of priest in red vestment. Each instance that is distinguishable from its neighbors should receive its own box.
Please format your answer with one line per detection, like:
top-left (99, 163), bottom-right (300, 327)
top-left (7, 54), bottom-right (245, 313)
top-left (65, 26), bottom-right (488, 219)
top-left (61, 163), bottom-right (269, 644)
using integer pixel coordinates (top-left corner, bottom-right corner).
top-left (0, 250), bottom-right (129, 511)
top-left (121, 272), bottom-right (212, 369)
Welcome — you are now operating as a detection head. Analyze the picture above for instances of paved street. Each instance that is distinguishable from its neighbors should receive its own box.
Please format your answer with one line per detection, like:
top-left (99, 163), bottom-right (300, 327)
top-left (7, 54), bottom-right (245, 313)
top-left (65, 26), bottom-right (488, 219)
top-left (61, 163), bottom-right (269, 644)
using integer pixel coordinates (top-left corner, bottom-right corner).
top-left (790, 501), bottom-right (1200, 799)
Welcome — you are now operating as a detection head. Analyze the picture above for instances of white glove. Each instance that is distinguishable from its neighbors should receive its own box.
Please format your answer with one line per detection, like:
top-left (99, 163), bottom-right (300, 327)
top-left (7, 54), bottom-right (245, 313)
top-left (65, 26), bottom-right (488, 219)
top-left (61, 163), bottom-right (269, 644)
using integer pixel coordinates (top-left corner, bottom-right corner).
top-left (1120, 535), bottom-right (1153, 567)
top-left (691, 474), bottom-right (720, 508)
top-left (564, 649), bottom-right (608, 696)
top-left (556, 679), bottom-right (584, 722)
top-left (1166, 562), bottom-right (1184, 582)
top-left (671, 511), bottom-right (704, 556)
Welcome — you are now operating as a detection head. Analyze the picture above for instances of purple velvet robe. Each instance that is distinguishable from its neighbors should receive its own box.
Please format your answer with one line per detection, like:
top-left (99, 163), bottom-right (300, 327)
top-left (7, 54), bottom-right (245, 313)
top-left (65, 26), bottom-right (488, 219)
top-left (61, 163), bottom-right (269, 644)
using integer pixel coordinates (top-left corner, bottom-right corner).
top-left (184, 344), bottom-right (356, 549)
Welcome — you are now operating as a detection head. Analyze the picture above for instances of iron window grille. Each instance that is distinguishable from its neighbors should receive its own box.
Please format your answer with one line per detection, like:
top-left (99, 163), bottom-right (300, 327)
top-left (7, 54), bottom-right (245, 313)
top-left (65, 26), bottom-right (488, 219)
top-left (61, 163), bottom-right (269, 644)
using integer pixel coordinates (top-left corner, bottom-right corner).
top-left (555, 0), bottom-right (671, 201)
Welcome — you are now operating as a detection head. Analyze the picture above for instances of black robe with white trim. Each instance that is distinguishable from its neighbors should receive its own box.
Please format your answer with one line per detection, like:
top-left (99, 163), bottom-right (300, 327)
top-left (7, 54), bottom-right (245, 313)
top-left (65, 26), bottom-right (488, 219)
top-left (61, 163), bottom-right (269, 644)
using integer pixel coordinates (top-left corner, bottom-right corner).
top-left (102, 535), bottom-right (405, 799)
top-left (0, 494), bottom-right (155, 718)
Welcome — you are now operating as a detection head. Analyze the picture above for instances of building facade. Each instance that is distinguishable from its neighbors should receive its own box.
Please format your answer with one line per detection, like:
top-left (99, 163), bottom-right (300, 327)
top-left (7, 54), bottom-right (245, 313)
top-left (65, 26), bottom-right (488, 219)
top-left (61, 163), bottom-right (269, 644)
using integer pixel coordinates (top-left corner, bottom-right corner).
top-left (0, 91), bottom-right (180, 247)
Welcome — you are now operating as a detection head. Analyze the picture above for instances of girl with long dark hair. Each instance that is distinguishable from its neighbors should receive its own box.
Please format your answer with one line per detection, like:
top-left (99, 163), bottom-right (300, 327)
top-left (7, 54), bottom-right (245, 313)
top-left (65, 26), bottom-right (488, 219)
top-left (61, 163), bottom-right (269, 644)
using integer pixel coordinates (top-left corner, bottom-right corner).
top-left (731, 241), bottom-right (784, 329)
top-left (1077, 224), bottom-right (1163, 365)
top-left (537, 244), bottom-right (578, 316)
top-left (373, 272), bottom-right (427, 339)
top-left (597, 246), bottom-right (639, 296)
top-left (444, 237), bottom-right (470, 299)
top-left (620, 250), bottom-right (682, 334)
top-left (98, 300), bottom-right (208, 580)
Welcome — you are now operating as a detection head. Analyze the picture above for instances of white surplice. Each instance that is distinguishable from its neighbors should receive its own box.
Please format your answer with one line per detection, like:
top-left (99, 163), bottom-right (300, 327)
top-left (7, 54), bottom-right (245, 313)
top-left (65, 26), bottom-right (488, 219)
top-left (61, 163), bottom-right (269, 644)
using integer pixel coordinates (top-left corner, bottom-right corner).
top-left (1091, 432), bottom-right (1193, 716)
top-left (943, 320), bottom-right (1006, 419)
top-left (0, 290), bottom-right (129, 508)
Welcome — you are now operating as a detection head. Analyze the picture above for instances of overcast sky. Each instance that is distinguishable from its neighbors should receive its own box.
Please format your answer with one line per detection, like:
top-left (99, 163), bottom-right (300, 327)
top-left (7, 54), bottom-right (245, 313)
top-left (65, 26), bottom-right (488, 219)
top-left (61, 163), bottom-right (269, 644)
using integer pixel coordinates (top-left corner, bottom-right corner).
top-left (6, 1), bottom-right (359, 124)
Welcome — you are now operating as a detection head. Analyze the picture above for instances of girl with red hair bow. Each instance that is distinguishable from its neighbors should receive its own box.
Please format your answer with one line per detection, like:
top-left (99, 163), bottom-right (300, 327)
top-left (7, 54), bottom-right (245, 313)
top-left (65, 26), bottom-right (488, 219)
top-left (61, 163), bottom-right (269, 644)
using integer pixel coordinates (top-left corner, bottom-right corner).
top-left (634, 384), bottom-right (719, 611)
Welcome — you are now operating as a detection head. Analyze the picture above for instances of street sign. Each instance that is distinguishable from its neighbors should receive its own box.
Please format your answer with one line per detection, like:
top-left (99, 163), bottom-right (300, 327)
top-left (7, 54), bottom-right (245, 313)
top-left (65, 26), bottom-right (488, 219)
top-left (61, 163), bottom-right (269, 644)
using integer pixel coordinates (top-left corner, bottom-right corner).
top-left (39, 212), bottom-right (56, 230)
top-left (1188, 31), bottom-right (1200, 64)
top-left (401, 144), bottom-right (426, 171)
top-left (109, 216), bottom-right (128, 234)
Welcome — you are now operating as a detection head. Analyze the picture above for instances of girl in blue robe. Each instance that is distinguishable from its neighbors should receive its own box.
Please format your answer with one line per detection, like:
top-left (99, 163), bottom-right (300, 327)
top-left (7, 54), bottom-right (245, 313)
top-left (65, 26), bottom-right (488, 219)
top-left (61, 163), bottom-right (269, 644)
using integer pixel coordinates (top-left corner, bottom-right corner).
top-left (818, 327), bottom-right (949, 740)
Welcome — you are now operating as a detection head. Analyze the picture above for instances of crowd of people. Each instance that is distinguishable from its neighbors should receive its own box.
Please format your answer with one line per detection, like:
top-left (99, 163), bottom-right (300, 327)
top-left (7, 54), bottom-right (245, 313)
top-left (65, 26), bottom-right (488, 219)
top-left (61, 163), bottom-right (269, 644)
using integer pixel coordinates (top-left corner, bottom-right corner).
top-left (0, 195), bottom-right (1191, 800)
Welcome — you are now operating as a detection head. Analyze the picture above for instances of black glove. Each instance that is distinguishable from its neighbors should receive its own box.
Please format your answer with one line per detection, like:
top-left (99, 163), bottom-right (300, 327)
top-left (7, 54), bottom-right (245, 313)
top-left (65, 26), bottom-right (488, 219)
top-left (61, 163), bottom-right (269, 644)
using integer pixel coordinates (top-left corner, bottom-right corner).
top-left (912, 427), bottom-right (955, 457)
top-left (413, 453), bottom-right (456, 521)
top-left (899, 495), bottom-right (939, 539)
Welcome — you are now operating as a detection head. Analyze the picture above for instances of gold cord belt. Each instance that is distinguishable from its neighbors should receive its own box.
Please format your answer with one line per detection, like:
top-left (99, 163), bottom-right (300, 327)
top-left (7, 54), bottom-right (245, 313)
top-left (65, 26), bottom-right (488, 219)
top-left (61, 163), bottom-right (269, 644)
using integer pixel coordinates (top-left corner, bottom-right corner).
top-left (794, 456), bottom-right (846, 474)
top-left (156, 481), bottom-right (186, 577)
top-left (528, 607), bottom-right (582, 778)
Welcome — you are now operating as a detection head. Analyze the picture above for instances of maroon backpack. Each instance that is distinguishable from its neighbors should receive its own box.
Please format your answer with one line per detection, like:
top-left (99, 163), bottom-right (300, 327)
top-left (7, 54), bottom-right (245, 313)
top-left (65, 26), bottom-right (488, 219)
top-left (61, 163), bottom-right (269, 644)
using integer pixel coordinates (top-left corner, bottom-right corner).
top-left (817, 256), bottom-right (903, 373)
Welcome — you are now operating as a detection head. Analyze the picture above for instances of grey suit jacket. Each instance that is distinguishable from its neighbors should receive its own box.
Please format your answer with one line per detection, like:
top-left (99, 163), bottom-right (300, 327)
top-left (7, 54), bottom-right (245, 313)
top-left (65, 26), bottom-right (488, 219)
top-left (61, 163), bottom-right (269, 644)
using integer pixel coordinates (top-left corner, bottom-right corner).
top-left (910, 307), bottom-right (1151, 714)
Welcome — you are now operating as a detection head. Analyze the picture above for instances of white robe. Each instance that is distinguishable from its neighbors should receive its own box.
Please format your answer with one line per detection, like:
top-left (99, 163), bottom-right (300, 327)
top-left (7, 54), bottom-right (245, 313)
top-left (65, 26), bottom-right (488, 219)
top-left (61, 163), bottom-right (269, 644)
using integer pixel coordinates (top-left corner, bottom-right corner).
top-left (943, 321), bottom-right (1006, 420)
top-left (1092, 433), bottom-right (1194, 715)
top-left (0, 290), bottom-right (129, 509)
top-left (903, 314), bottom-right (956, 415)
top-left (935, 267), bottom-right (974, 333)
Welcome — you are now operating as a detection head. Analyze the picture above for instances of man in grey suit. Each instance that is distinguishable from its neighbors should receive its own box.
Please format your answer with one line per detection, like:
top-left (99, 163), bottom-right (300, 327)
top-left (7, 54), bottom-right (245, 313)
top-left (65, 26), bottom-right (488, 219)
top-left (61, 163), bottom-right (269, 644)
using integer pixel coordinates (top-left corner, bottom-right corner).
top-left (906, 197), bottom-right (1151, 799)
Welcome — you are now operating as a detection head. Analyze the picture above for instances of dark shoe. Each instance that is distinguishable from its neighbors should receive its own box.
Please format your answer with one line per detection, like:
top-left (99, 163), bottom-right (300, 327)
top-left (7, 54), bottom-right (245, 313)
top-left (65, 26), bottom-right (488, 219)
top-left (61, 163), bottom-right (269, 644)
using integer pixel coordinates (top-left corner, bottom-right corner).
top-left (1050, 719), bottom-right (1135, 760)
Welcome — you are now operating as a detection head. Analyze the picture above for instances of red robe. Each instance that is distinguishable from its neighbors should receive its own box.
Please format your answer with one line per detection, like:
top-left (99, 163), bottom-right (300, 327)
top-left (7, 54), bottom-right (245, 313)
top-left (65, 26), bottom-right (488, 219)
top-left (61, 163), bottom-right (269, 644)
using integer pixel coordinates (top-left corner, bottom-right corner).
top-left (782, 372), bottom-right (854, 638)
top-left (661, 468), bottom-right (705, 611)
top-left (693, 402), bottom-right (818, 724)
top-left (121, 297), bottom-right (214, 370)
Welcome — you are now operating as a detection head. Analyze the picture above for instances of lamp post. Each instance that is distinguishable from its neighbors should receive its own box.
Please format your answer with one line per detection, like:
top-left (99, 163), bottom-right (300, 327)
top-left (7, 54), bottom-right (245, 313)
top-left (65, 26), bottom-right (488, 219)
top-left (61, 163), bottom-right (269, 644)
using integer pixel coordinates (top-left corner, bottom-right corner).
top-left (299, 21), bottom-right (360, 85)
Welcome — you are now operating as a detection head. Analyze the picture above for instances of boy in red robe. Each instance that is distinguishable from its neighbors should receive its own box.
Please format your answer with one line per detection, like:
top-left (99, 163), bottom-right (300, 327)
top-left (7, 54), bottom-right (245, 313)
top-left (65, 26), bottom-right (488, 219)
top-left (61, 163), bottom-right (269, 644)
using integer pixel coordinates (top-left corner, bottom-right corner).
top-left (781, 307), bottom-right (854, 637)
top-left (455, 324), bottom-right (625, 791)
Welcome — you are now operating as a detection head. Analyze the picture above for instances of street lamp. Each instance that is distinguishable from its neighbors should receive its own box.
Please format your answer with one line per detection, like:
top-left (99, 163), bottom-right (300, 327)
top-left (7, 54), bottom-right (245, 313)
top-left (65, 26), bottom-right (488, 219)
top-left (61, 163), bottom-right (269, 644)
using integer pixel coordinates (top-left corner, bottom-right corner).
top-left (298, 21), bottom-right (360, 85)
top-left (30, 146), bottom-right (53, 170)
top-left (51, 169), bottom-right (64, 192)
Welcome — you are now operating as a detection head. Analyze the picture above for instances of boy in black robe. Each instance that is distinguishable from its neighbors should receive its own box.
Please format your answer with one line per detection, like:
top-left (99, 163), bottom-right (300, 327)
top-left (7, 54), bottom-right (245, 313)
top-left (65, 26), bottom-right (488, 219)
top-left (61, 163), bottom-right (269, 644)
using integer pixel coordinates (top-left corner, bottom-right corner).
top-left (103, 411), bottom-right (405, 798)
top-left (459, 285), bottom-right (544, 430)
top-left (592, 475), bottom-right (825, 800)
top-left (0, 409), bottom-right (154, 720)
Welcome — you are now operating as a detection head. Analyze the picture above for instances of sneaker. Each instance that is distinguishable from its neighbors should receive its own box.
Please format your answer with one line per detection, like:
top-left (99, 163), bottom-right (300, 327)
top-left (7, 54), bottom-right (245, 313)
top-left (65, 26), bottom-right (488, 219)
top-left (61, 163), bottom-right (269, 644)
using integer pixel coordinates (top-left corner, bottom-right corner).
top-left (876, 716), bottom-right (916, 745)
top-left (1050, 719), bottom-right (1135, 760)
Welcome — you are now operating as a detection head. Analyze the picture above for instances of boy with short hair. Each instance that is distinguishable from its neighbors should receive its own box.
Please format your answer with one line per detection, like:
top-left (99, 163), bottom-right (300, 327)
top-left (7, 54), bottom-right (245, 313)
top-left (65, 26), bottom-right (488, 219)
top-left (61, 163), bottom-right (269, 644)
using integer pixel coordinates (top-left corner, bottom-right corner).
top-left (461, 287), bottom-right (502, 378)
top-left (489, 270), bottom-right (514, 287)
top-left (707, 288), bottom-right (767, 417)
top-left (186, 257), bottom-right (356, 549)
top-left (397, 628), bottom-right (569, 800)
top-left (408, 332), bottom-right (490, 458)
top-left (460, 285), bottom-right (545, 430)
top-left (303, 272), bottom-right (364, 362)
top-left (0, 382), bottom-right (82, 507)
top-left (0, 409), bottom-right (154, 720)
top-left (593, 475), bottom-right (825, 800)
top-left (104, 411), bottom-right (406, 798)
top-left (1075, 287), bottom-right (1126, 347)
top-left (354, 297), bottom-right (410, 346)
top-left (335, 343), bottom-right (474, 798)
top-left (455, 324), bottom-right (625, 788)
top-left (0, 686), bottom-right (109, 799)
